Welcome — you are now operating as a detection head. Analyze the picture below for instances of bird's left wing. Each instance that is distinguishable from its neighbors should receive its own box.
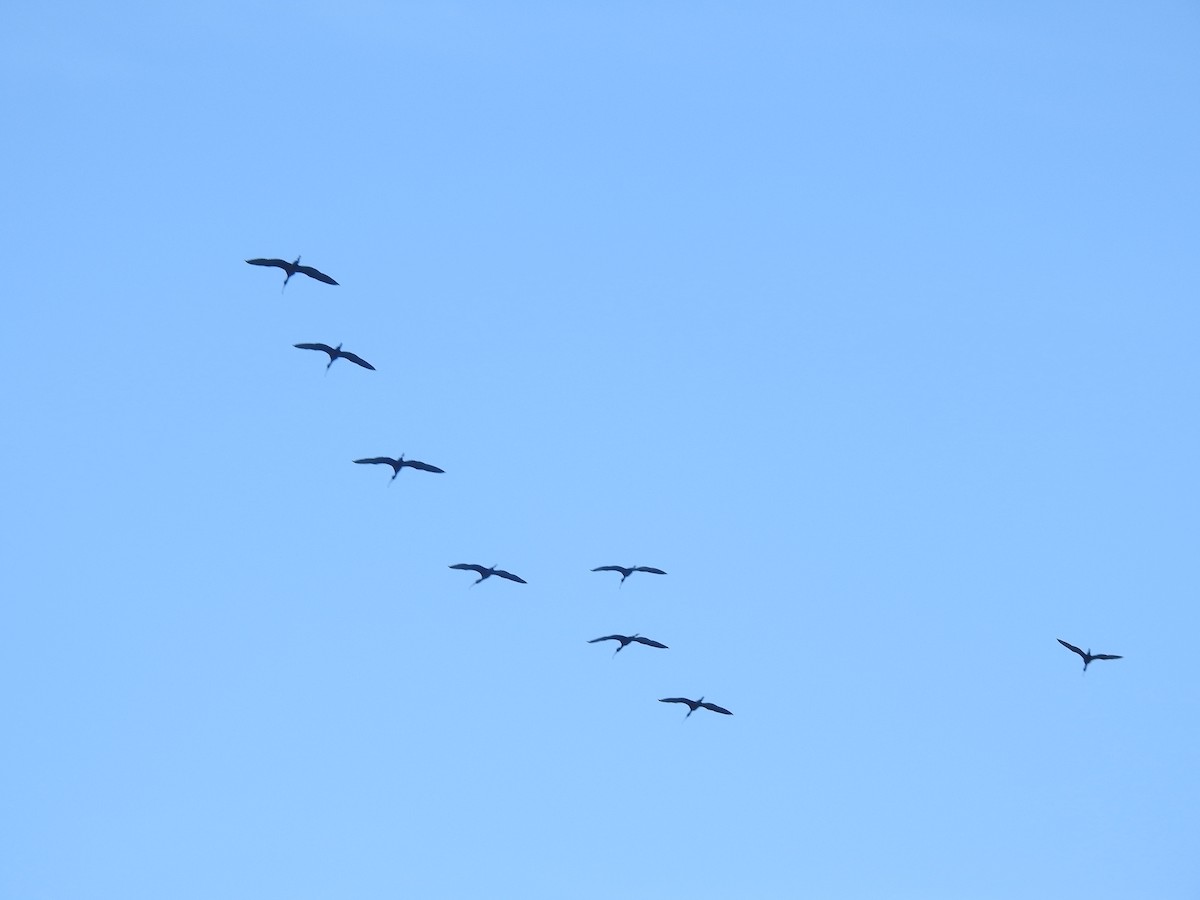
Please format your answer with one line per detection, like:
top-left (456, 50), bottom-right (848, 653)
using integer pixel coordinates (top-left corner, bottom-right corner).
top-left (591, 566), bottom-right (624, 573)
top-left (700, 702), bottom-right (733, 715)
top-left (1093, 654), bottom-right (1123, 660)
top-left (659, 698), bottom-right (691, 705)
top-left (588, 635), bottom-right (623, 644)
top-left (493, 569), bottom-right (527, 583)
top-left (339, 351), bottom-right (376, 370)
top-left (296, 265), bottom-right (338, 285)
top-left (294, 342), bottom-right (334, 353)
top-left (633, 567), bottom-right (667, 575)
top-left (405, 460), bottom-right (445, 473)
top-left (450, 563), bottom-right (487, 576)
top-left (353, 458), bottom-right (395, 466)
top-left (246, 258), bottom-right (289, 269)
top-left (632, 637), bottom-right (668, 649)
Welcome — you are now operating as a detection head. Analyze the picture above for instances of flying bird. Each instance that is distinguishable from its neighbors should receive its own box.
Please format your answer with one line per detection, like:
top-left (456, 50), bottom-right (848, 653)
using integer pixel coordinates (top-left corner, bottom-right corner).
top-left (659, 696), bottom-right (733, 718)
top-left (587, 634), bottom-right (668, 656)
top-left (591, 565), bottom-right (667, 586)
top-left (449, 563), bottom-right (527, 585)
top-left (294, 343), bottom-right (375, 371)
top-left (353, 454), bottom-right (445, 482)
top-left (1057, 639), bottom-right (1123, 672)
top-left (246, 256), bottom-right (338, 290)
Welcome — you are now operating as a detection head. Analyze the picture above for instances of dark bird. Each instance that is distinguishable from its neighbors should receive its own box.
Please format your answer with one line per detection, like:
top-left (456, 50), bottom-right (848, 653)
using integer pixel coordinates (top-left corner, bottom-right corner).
top-left (294, 343), bottom-right (375, 371)
top-left (449, 563), bottom-right (527, 585)
top-left (353, 454), bottom-right (445, 482)
top-left (1058, 639), bottom-right (1123, 672)
top-left (587, 633), bottom-right (669, 657)
top-left (246, 256), bottom-right (338, 291)
top-left (591, 565), bottom-right (667, 586)
top-left (659, 696), bottom-right (733, 718)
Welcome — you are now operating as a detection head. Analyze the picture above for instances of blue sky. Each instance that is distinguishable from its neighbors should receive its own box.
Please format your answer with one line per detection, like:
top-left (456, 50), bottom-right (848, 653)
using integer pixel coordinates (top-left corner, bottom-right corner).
top-left (3, 2), bottom-right (1198, 897)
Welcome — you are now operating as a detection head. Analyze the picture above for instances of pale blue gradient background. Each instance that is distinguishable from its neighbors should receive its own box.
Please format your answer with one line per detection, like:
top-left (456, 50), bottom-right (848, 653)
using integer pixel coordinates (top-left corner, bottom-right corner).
top-left (3, 3), bottom-right (1198, 898)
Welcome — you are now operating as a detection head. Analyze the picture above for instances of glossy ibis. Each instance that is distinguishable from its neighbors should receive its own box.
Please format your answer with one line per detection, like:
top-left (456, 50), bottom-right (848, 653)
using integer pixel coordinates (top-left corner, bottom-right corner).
top-left (353, 454), bottom-right (444, 482)
top-left (449, 563), bottom-right (527, 585)
top-left (591, 565), bottom-right (667, 586)
top-left (1058, 639), bottom-right (1123, 672)
top-left (587, 634), bottom-right (668, 656)
top-left (294, 343), bottom-right (375, 371)
top-left (246, 256), bottom-right (338, 290)
top-left (659, 696), bottom-right (733, 718)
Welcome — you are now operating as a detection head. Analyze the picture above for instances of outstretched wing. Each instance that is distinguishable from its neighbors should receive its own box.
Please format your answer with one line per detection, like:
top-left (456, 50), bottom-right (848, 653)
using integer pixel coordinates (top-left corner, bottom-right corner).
top-left (493, 569), bottom-right (527, 584)
top-left (404, 459), bottom-right (445, 473)
top-left (1057, 639), bottom-right (1087, 658)
top-left (246, 258), bottom-right (290, 270)
top-left (700, 702), bottom-right (733, 715)
top-left (633, 567), bottom-right (667, 575)
top-left (338, 351), bottom-right (375, 370)
top-left (294, 342), bottom-right (335, 354)
top-left (296, 264), bottom-right (338, 285)
top-left (632, 636), bottom-right (668, 649)
top-left (659, 698), bottom-right (693, 705)
top-left (591, 566), bottom-right (627, 573)
top-left (450, 563), bottom-right (488, 576)
top-left (354, 457), bottom-right (399, 467)
top-left (588, 635), bottom-right (625, 644)
top-left (1092, 653), bottom-right (1123, 661)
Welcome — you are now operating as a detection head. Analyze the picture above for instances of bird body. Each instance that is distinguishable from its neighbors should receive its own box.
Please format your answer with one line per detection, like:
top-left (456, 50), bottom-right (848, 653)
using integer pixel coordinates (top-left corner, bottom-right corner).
top-left (449, 563), bottom-right (527, 585)
top-left (587, 633), bottom-right (668, 656)
top-left (353, 454), bottom-right (444, 481)
top-left (659, 696), bottom-right (733, 718)
top-left (294, 342), bottom-right (375, 371)
top-left (591, 565), bottom-right (667, 585)
top-left (246, 256), bottom-right (338, 289)
top-left (1057, 638), bottom-right (1123, 671)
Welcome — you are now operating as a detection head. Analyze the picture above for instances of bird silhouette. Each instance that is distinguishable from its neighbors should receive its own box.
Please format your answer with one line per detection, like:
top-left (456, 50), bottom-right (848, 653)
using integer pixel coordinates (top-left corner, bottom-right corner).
top-left (353, 454), bottom-right (444, 482)
top-left (246, 256), bottom-right (338, 291)
top-left (587, 633), bottom-right (668, 657)
top-left (659, 696), bottom-right (733, 718)
top-left (449, 563), bottom-right (527, 585)
top-left (294, 343), bottom-right (375, 371)
top-left (591, 565), bottom-right (667, 586)
top-left (1057, 639), bottom-right (1123, 672)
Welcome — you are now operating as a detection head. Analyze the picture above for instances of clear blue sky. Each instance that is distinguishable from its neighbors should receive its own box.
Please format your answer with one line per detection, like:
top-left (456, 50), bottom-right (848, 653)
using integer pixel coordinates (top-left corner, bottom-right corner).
top-left (3, 2), bottom-right (1198, 897)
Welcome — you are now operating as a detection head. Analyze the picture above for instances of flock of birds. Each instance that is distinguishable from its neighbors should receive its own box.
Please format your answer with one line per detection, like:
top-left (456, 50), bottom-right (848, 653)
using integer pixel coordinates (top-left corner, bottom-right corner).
top-left (247, 253), bottom-right (1125, 712)
top-left (246, 254), bottom-right (738, 718)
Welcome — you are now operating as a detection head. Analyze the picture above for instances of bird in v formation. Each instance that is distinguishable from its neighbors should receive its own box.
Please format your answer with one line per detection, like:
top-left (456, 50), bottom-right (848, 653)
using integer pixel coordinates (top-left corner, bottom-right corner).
top-left (588, 633), bottom-right (668, 656)
top-left (246, 256), bottom-right (338, 290)
top-left (294, 342), bottom-right (375, 371)
top-left (1057, 639), bottom-right (1123, 672)
top-left (591, 565), bottom-right (667, 585)
top-left (354, 454), bottom-right (445, 482)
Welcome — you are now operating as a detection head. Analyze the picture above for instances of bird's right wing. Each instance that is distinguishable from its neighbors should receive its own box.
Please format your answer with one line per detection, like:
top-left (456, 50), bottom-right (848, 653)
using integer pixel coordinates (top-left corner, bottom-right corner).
top-left (633, 567), bottom-right (667, 575)
top-left (591, 566), bottom-right (624, 573)
top-left (700, 702), bottom-right (733, 715)
top-left (296, 265), bottom-right (338, 285)
top-left (294, 343), bottom-right (334, 353)
top-left (494, 569), bottom-right (527, 584)
top-left (450, 564), bottom-right (487, 576)
top-left (353, 458), bottom-right (395, 466)
top-left (246, 258), bottom-right (289, 269)
top-left (1093, 654), bottom-right (1123, 661)
top-left (588, 636), bottom-right (623, 644)
top-left (339, 351), bottom-right (376, 370)
top-left (659, 698), bottom-right (691, 705)
top-left (1057, 639), bottom-right (1086, 658)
